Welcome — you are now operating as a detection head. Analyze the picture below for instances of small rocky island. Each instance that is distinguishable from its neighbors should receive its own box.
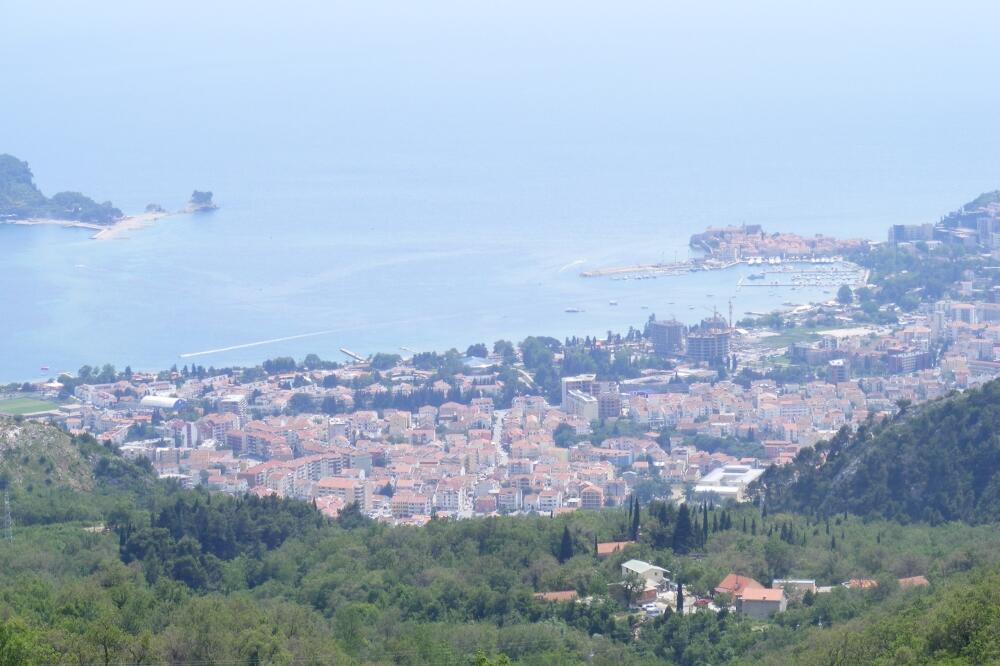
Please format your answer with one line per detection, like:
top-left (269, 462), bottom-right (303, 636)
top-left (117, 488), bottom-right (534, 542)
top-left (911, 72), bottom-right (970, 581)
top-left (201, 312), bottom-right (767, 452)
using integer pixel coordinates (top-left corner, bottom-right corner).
top-left (185, 190), bottom-right (218, 213)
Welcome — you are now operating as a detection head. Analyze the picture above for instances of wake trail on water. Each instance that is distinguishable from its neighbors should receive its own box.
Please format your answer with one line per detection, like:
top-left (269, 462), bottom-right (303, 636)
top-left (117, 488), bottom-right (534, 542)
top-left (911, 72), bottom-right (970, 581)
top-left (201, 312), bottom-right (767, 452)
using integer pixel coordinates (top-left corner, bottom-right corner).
top-left (180, 330), bottom-right (338, 358)
top-left (179, 314), bottom-right (463, 359)
top-left (558, 259), bottom-right (586, 273)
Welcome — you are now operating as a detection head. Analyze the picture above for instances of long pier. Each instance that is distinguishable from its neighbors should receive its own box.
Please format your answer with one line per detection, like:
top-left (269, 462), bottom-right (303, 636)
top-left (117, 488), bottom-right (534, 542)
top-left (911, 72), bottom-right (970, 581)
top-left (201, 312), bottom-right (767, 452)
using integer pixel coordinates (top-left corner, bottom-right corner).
top-left (580, 261), bottom-right (695, 278)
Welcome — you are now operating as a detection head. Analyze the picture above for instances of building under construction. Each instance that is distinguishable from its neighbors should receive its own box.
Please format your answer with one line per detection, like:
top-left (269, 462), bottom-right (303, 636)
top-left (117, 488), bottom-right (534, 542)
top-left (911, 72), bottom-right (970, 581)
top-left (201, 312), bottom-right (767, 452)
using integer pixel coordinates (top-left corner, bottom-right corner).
top-left (649, 318), bottom-right (686, 355)
top-left (685, 315), bottom-right (731, 364)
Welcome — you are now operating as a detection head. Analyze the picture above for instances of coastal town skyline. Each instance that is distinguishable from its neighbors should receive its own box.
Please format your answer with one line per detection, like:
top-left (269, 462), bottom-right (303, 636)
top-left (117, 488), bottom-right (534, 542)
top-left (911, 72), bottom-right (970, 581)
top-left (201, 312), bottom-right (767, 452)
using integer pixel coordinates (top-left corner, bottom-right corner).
top-left (9, 194), bottom-right (1000, 526)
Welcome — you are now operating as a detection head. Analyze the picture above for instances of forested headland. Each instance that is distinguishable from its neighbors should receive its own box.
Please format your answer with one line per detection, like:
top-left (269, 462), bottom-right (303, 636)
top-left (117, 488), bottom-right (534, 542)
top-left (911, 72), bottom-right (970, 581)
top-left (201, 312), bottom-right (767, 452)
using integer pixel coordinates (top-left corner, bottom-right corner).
top-left (0, 154), bottom-right (122, 225)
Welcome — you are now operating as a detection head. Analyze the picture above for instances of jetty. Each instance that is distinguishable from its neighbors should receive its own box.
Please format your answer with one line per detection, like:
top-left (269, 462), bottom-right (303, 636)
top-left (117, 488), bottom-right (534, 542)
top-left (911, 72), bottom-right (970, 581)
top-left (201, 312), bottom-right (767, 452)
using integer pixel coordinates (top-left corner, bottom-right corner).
top-left (580, 259), bottom-right (742, 279)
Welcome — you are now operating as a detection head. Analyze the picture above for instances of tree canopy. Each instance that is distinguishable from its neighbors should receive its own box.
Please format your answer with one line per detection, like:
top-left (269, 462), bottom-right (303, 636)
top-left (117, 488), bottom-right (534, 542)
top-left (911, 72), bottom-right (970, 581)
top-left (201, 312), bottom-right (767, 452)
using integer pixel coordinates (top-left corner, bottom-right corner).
top-left (0, 154), bottom-right (122, 224)
top-left (755, 378), bottom-right (1000, 524)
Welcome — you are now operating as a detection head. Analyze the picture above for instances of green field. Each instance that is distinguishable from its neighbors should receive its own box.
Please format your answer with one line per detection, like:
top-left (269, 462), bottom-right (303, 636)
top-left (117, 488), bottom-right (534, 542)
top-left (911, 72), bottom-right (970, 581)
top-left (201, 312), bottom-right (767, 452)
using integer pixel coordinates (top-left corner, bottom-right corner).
top-left (753, 326), bottom-right (836, 350)
top-left (0, 397), bottom-right (58, 416)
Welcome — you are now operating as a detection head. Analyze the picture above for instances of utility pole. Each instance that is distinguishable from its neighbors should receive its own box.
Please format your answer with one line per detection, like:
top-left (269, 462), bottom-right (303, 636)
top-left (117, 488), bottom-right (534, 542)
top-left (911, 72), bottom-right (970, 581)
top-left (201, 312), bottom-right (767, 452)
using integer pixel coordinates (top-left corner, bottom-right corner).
top-left (3, 490), bottom-right (13, 542)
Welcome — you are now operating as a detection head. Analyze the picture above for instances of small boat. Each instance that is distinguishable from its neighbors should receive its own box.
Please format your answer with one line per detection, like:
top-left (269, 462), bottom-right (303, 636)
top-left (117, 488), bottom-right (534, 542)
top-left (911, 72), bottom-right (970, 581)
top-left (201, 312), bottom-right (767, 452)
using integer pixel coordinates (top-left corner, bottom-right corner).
top-left (565, 308), bottom-right (582, 313)
top-left (608, 300), bottom-right (618, 306)
top-left (641, 305), bottom-right (649, 309)
top-left (40, 366), bottom-right (50, 372)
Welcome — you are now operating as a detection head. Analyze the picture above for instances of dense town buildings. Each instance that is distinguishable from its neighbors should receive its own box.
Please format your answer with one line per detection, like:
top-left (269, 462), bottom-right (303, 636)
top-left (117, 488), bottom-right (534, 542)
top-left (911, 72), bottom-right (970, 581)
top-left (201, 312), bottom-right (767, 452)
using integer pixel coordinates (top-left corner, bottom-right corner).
top-left (15, 285), bottom-right (994, 528)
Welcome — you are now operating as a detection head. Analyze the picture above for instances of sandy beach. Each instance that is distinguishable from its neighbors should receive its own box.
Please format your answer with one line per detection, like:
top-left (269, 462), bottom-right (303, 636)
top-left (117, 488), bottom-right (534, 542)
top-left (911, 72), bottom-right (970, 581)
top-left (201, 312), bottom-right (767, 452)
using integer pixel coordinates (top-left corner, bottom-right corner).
top-left (90, 210), bottom-right (174, 240)
top-left (5, 211), bottom-right (176, 240)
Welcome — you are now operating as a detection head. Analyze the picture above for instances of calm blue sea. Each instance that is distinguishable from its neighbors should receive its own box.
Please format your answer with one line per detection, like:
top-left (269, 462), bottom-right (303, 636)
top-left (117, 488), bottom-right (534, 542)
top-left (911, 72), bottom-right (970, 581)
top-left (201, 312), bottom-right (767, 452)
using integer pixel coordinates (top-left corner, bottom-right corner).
top-left (2, 1), bottom-right (999, 382)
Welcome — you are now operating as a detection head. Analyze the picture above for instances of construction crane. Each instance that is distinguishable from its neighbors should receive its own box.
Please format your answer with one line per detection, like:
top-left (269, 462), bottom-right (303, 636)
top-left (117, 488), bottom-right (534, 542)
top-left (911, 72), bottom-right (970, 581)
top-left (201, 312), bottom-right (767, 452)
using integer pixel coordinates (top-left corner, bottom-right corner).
top-left (700, 298), bottom-right (734, 328)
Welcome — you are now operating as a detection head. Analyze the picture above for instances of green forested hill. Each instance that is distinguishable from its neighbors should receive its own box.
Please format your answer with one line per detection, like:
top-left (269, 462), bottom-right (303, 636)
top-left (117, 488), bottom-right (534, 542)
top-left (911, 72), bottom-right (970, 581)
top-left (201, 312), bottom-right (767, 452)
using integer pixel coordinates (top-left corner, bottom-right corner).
top-left (0, 154), bottom-right (122, 224)
top-left (0, 417), bottom-right (999, 664)
top-left (0, 421), bottom-right (153, 525)
top-left (754, 379), bottom-right (1000, 524)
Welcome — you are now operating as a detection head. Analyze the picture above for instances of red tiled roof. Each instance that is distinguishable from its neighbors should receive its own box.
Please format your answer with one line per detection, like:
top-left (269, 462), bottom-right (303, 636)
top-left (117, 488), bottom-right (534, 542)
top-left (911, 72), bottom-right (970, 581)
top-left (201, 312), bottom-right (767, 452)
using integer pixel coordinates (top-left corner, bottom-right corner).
top-left (715, 574), bottom-right (764, 596)
top-left (738, 587), bottom-right (784, 602)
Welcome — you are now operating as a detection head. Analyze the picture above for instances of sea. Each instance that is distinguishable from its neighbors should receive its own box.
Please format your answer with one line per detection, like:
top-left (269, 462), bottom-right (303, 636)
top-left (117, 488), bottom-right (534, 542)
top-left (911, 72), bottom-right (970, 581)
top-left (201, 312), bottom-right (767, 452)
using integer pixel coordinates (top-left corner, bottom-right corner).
top-left (2, 1), bottom-right (999, 382)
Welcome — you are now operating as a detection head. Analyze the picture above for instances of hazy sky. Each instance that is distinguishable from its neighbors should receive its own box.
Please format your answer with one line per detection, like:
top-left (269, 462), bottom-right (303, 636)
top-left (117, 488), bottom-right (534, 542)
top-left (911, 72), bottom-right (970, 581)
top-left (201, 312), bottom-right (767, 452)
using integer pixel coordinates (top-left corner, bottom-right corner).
top-left (2, 1), bottom-right (999, 207)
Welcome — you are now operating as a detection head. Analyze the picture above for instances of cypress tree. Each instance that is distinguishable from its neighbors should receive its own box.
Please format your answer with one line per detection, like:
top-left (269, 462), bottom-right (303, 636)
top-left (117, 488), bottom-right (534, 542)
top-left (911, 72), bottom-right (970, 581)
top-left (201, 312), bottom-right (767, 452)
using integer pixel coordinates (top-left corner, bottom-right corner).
top-left (830, 535), bottom-right (836, 550)
top-left (558, 525), bottom-right (573, 563)
top-left (702, 507), bottom-right (709, 544)
top-left (676, 581), bottom-right (684, 614)
top-left (742, 516), bottom-right (747, 533)
top-left (673, 504), bottom-right (693, 554)
top-left (630, 498), bottom-right (641, 541)
top-left (712, 513), bottom-right (719, 533)
top-left (751, 518), bottom-right (756, 536)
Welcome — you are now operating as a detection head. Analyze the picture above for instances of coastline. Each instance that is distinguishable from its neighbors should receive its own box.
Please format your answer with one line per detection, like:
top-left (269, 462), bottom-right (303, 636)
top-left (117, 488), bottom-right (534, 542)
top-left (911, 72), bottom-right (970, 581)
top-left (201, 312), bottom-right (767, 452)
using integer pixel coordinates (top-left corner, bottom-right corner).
top-left (3, 218), bottom-right (104, 232)
top-left (90, 210), bottom-right (175, 240)
top-left (4, 210), bottom-right (177, 240)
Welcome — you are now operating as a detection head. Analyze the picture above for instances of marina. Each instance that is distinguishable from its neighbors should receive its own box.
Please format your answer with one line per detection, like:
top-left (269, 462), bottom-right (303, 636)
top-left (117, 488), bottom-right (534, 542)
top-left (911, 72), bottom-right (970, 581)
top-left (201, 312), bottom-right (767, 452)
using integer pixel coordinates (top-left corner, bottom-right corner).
top-left (580, 253), bottom-right (867, 292)
top-left (736, 265), bottom-right (868, 290)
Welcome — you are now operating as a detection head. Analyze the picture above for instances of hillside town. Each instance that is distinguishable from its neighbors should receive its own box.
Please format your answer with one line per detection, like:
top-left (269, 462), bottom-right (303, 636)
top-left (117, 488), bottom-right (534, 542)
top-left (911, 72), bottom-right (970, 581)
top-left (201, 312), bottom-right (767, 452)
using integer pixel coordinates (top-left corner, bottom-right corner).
top-left (10, 271), bottom-right (1000, 529)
